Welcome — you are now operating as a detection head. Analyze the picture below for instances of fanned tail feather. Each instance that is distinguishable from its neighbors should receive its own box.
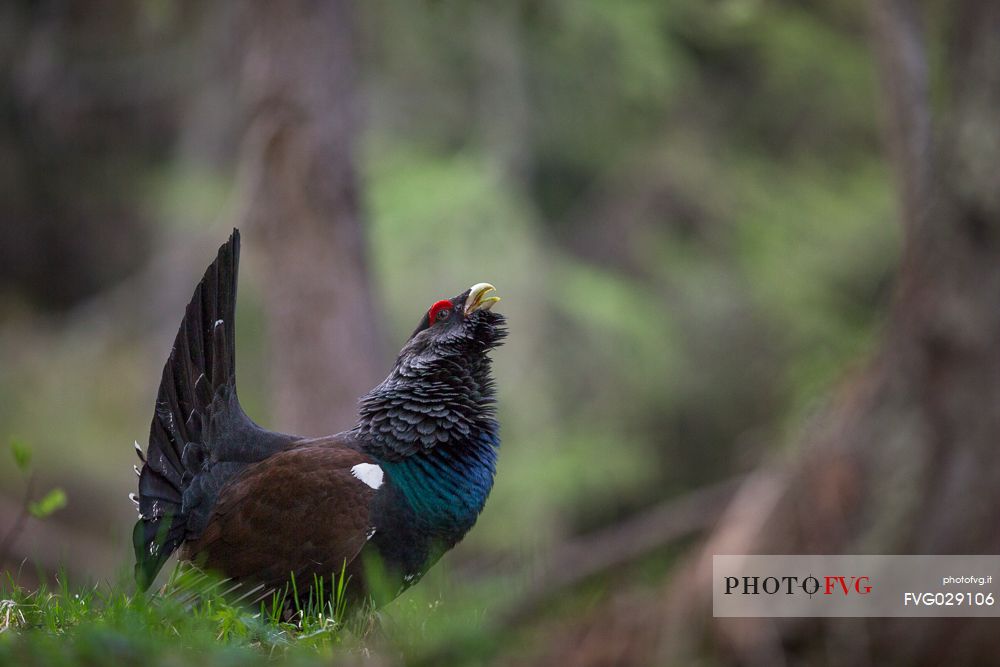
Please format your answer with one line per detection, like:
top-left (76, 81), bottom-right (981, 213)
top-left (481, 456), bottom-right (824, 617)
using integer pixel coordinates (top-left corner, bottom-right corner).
top-left (133, 230), bottom-right (241, 590)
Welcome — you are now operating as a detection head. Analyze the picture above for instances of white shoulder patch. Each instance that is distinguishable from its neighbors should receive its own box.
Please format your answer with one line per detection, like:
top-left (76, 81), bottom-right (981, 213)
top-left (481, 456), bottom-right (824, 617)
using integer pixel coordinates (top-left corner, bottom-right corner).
top-left (350, 463), bottom-right (384, 490)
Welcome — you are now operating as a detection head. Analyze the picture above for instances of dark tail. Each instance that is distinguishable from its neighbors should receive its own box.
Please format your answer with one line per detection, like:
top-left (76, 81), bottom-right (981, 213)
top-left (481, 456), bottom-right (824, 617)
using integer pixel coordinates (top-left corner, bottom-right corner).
top-left (132, 230), bottom-right (241, 590)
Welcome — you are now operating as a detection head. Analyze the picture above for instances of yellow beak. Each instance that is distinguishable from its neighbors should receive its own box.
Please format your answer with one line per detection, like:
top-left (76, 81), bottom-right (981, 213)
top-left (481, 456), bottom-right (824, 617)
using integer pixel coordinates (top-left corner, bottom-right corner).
top-left (465, 282), bottom-right (501, 316)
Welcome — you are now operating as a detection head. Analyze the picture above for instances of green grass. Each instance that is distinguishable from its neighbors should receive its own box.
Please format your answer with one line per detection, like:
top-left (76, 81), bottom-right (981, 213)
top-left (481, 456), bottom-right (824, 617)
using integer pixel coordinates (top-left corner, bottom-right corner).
top-left (0, 565), bottom-right (376, 667)
top-left (0, 557), bottom-right (526, 667)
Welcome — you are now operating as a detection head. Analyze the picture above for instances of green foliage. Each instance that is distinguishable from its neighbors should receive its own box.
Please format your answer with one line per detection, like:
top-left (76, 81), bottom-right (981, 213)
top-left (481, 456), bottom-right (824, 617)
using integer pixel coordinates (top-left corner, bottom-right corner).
top-left (27, 490), bottom-right (67, 520)
top-left (9, 440), bottom-right (30, 473)
top-left (1, 438), bottom-right (68, 553)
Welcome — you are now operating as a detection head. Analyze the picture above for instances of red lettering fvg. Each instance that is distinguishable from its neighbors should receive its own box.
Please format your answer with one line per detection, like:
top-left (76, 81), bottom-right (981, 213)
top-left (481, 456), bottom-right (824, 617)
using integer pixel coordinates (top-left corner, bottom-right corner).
top-left (823, 575), bottom-right (872, 595)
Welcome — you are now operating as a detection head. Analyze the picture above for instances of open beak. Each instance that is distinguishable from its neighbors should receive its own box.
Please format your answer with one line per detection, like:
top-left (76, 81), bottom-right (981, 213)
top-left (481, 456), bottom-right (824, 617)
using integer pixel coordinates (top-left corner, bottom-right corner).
top-left (465, 282), bottom-right (501, 316)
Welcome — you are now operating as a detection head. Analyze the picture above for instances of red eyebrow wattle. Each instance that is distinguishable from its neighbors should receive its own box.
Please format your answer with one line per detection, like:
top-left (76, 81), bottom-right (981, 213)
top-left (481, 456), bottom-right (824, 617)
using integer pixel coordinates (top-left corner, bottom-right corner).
top-left (428, 299), bottom-right (453, 324)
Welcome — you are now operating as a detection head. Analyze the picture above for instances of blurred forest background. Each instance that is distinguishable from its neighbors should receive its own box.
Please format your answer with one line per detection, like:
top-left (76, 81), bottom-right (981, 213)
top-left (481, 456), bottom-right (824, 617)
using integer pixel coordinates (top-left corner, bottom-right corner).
top-left (2, 0), bottom-right (999, 665)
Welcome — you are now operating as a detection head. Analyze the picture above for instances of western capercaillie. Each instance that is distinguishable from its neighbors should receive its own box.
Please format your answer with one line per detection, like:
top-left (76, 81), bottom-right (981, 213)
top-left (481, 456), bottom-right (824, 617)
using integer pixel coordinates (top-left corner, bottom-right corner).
top-left (131, 229), bottom-right (505, 606)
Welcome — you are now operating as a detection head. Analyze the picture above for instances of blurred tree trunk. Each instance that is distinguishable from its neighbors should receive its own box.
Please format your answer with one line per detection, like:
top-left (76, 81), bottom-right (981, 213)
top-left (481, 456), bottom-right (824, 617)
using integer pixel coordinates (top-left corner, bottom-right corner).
top-left (234, 0), bottom-right (382, 436)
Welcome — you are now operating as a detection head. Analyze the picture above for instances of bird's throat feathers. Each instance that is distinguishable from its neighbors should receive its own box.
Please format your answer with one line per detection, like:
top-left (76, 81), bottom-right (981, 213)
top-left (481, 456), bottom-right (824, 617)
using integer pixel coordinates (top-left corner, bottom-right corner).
top-left (355, 314), bottom-right (505, 531)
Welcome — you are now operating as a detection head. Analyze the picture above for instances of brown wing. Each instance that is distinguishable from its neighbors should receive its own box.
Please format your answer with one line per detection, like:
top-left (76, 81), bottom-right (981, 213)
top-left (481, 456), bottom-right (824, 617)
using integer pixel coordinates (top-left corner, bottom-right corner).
top-left (183, 443), bottom-right (378, 595)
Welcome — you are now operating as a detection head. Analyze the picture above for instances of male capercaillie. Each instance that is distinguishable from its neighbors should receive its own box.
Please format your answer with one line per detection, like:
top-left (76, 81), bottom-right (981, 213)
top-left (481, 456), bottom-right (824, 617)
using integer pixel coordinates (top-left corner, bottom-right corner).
top-left (131, 230), bottom-right (505, 606)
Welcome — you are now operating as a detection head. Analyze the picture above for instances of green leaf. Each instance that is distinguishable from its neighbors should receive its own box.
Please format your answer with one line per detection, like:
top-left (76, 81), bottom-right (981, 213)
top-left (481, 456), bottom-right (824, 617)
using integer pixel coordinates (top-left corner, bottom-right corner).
top-left (10, 438), bottom-right (31, 472)
top-left (29, 488), bottom-right (67, 518)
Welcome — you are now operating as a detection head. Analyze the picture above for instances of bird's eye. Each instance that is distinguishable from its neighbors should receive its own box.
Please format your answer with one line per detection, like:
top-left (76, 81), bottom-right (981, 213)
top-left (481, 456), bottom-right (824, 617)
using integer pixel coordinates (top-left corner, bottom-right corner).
top-left (426, 299), bottom-right (454, 327)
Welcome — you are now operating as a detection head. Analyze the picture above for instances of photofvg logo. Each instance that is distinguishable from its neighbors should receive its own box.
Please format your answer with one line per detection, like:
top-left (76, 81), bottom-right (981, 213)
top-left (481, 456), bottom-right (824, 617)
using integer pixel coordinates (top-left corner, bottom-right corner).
top-left (724, 574), bottom-right (872, 597)
top-left (713, 556), bottom-right (1000, 618)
